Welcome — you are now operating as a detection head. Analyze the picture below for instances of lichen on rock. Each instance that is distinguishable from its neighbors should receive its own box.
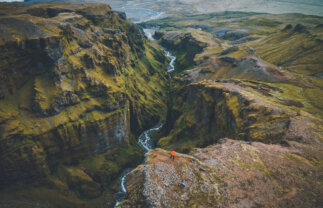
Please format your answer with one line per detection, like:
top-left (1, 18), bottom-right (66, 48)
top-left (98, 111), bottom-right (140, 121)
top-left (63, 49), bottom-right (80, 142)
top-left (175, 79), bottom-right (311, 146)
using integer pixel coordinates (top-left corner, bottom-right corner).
top-left (120, 139), bottom-right (323, 208)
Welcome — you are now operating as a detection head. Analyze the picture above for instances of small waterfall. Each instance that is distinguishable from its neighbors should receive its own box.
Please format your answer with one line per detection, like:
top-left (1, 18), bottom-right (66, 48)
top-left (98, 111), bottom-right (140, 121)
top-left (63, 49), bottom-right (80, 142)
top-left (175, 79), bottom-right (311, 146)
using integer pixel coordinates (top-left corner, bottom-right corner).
top-left (143, 28), bottom-right (155, 40)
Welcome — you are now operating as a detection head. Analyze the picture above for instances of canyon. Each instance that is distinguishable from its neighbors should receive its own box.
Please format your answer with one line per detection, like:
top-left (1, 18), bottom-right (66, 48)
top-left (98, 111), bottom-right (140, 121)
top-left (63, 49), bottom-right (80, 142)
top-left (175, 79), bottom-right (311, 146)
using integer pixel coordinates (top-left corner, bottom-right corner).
top-left (0, 1), bottom-right (322, 208)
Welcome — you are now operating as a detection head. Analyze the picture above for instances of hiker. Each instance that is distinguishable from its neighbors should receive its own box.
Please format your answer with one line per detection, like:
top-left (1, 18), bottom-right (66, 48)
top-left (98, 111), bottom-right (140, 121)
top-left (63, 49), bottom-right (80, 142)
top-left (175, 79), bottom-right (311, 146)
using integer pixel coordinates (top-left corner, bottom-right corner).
top-left (170, 150), bottom-right (176, 160)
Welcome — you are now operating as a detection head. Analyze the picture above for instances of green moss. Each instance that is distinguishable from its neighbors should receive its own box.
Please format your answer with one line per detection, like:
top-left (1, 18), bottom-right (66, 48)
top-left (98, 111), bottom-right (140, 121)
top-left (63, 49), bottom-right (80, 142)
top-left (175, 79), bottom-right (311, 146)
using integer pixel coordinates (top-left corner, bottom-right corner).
top-left (57, 166), bottom-right (102, 199)
top-left (251, 27), bottom-right (323, 76)
top-left (239, 18), bottom-right (282, 28)
top-left (269, 83), bottom-right (323, 118)
top-left (141, 11), bottom-right (262, 29)
top-left (225, 94), bottom-right (242, 129)
top-left (76, 135), bottom-right (145, 190)
top-left (158, 136), bottom-right (173, 147)
top-left (230, 144), bottom-right (274, 179)
top-left (0, 186), bottom-right (86, 208)
top-left (154, 31), bottom-right (207, 74)
top-left (285, 153), bottom-right (322, 167)
top-left (304, 88), bottom-right (323, 113)
top-left (83, 155), bottom-right (106, 171)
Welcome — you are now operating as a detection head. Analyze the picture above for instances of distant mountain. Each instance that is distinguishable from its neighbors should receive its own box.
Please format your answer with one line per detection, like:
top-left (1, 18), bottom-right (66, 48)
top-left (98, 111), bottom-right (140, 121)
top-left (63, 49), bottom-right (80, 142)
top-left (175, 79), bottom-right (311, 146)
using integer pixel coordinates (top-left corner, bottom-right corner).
top-left (21, 0), bottom-right (323, 16)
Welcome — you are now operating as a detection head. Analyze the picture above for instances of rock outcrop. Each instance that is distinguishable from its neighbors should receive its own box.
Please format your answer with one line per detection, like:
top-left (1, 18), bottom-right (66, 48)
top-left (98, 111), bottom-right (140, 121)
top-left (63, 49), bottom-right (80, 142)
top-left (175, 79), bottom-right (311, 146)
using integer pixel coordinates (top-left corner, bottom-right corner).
top-left (120, 139), bottom-right (323, 208)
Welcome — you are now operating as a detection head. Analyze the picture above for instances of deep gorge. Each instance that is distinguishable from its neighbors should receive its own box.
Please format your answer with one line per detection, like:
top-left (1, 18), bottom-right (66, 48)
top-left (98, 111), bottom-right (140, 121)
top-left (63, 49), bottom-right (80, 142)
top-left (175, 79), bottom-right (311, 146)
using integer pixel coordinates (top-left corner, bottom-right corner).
top-left (0, 2), bottom-right (322, 208)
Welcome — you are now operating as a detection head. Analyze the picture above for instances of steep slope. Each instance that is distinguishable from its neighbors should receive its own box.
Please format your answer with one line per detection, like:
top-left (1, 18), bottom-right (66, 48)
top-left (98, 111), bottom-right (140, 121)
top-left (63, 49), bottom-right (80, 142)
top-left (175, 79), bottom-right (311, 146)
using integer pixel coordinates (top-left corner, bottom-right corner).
top-left (159, 81), bottom-right (292, 152)
top-left (0, 3), bottom-right (169, 207)
top-left (154, 31), bottom-right (207, 73)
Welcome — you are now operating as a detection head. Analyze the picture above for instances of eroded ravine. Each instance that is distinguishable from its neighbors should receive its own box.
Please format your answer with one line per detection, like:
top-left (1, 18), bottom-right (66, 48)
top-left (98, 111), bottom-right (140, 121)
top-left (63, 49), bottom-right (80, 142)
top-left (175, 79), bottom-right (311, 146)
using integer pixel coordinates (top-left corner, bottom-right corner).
top-left (114, 28), bottom-right (175, 207)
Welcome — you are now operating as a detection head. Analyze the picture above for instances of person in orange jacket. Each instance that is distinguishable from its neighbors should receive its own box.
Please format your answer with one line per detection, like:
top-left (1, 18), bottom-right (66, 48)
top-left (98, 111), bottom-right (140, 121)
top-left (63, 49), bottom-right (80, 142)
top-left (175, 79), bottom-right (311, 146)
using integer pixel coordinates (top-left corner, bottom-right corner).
top-left (170, 150), bottom-right (176, 160)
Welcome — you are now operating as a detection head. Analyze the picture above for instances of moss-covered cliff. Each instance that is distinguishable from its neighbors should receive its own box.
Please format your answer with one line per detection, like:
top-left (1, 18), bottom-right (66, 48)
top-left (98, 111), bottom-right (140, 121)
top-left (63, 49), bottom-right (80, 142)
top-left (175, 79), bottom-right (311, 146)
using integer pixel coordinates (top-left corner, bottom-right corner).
top-left (159, 80), bottom-right (293, 153)
top-left (0, 3), bottom-right (169, 207)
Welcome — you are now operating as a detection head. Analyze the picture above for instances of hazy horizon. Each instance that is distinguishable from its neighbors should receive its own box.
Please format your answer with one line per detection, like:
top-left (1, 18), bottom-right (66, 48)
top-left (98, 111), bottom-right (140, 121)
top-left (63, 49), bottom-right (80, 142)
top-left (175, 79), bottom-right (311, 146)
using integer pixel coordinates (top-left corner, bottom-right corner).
top-left (0, 0), bottom-right (322, 16)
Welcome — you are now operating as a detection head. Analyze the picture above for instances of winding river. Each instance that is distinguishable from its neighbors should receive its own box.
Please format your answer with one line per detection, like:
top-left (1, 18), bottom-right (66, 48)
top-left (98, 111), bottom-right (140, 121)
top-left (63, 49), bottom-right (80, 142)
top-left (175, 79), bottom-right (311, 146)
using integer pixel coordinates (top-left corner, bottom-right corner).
top-left (143, 28), bottom-right (176, 72)
top-left (114, 24), bottom-right (175, 208)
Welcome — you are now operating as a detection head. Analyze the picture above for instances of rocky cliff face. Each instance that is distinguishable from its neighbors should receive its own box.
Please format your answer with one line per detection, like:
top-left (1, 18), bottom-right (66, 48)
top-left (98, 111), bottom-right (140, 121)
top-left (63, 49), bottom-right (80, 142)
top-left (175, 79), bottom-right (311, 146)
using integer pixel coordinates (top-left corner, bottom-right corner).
top-left (0, 3), bottom-right (169, 207)
top-left (159, 80), bottom-right (293, 152)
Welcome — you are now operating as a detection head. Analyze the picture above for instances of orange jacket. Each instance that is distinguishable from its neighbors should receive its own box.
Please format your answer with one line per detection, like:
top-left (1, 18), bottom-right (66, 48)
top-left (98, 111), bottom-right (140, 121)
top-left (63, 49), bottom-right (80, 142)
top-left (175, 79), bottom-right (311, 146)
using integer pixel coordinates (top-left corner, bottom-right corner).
top-left (171, 151), bottom-right (176, 156)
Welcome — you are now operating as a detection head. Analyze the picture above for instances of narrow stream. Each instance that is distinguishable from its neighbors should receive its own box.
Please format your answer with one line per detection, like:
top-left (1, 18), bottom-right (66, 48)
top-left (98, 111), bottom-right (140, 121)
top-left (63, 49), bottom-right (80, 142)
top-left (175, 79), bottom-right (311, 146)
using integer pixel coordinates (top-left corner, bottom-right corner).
top-left (165, 50), bottom-right (176, 72)
top-left (114, 169), bottom-right (131, 207)
top-left (138, 123), bottom-right (164, 151)
top-left (144, 28), bottom-right (176, 72)
top-left (114, 124), bottom-right (163, 207)
top-left (114, 29), bottom-right (176, 207)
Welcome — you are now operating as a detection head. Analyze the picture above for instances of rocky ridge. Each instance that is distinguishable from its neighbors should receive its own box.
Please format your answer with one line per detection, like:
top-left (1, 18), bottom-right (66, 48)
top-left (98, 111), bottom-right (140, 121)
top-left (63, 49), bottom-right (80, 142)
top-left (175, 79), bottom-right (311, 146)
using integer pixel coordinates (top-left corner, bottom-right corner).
top-left (0, 3), bottom-right (169, 207)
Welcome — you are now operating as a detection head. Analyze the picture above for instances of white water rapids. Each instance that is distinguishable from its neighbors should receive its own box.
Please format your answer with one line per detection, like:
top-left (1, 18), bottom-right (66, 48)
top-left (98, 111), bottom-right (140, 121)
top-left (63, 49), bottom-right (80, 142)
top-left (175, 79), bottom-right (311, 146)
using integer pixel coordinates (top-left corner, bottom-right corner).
top-left (138, 123), bottom-right (164, 151)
